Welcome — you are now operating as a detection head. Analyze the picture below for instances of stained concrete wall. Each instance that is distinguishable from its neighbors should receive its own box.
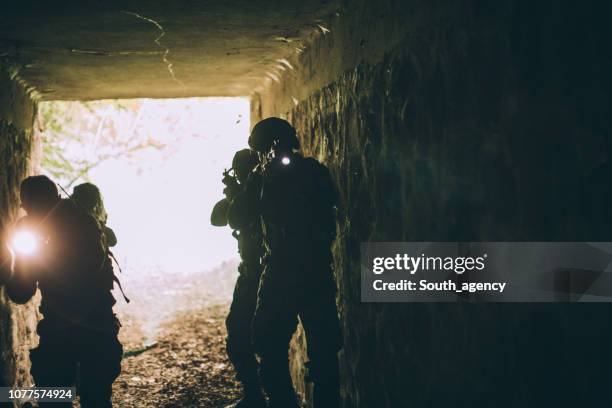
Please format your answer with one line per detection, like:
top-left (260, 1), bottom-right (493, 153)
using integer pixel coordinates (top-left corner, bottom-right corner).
top-left (0, 70), bottom-right (39, 394)
top-left (252, 1), bottom-right (612, 407)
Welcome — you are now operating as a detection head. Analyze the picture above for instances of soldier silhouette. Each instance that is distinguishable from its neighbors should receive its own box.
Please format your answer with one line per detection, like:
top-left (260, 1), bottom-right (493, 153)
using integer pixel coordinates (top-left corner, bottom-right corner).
top-left (249, 118), bottom-right (343, 408)
top-left (5, 175), bottom-right (123, 407)
top-left (72, 182), bottom-right (118, 248)
top-left (211, 149), bottom-right (267, 408)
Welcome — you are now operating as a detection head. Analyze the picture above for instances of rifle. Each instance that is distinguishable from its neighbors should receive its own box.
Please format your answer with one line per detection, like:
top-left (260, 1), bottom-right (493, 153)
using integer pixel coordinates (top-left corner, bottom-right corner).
top-left (222, 168), bottom-right (241, 199)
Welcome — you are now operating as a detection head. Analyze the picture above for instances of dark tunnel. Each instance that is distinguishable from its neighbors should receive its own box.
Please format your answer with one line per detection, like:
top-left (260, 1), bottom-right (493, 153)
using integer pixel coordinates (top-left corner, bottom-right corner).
top-left (2, 1), bottom-right (612, 407)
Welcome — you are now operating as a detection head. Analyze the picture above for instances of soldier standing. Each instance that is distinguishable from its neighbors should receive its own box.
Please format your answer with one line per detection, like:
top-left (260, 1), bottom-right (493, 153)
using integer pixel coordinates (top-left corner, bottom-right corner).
top-left (249, 118), bottom-right (343, 408)
top-left (211, 149), bottom-right (267, 408)
top-left (5, 175), bottom-right (123, 407)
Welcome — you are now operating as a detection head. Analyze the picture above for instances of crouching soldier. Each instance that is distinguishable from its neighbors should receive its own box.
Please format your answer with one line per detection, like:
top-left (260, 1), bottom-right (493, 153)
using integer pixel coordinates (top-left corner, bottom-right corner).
top-left (5, 175), bottom-right (123, 407)
top-left (211, 149), bottom-right (267, 408)
top-left (249, 118), bottom-right (343, 408)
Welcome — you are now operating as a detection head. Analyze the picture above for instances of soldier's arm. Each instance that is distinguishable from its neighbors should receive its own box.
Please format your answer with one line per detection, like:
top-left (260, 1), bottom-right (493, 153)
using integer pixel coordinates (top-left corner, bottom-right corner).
top-left (303, 158), bottom-right (338, 208)
top-left (70, 212), bottom-right (107, 280)
top-left (83, 215), bottom-right (106, 270)
top-left (319, 162), bottom-right (338, 208)
top-left (312, 160), bottom-right (338, 241)
top-left (6, 263), bottom-right (37, 304)
top-left (6, 245), bottom-right (37, 305)
top-left (104, 225), bottom-right (118, 247)
top-left (211, 198), bottom-right (230, 227)
top-left (227, 192), bottom-right (248, 229)
top-left (227, 182), bottom-right (260, 230)
top-left (5, 218), bottom-right (38, 304)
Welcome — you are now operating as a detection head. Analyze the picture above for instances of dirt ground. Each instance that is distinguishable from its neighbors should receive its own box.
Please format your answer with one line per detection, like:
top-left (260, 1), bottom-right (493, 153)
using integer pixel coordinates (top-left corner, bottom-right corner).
top-left (109, 260), bottom-right (243, 407)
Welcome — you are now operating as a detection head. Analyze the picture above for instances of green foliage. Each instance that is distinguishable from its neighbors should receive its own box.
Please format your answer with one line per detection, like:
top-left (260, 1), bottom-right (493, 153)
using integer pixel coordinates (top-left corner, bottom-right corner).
top-left (39, 100), bottom-right (168, 188)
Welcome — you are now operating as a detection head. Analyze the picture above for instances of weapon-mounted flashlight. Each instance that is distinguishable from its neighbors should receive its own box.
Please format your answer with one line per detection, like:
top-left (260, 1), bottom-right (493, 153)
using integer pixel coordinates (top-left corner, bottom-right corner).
top-left (11, 230), bottom-right (39, 256)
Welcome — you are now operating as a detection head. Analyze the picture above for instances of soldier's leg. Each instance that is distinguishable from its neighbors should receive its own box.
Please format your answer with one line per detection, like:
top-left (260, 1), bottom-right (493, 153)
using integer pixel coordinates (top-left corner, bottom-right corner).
top-left (78, 327), bottom-right (123, 408)
top-left (299, 281), bottom-right (343, 408)
top-left (253, 264), bottom-right (300, 408)
top-left (30, 331), bottom-right (77, 408)
top-left (226, 265), bottom-right (266, 406)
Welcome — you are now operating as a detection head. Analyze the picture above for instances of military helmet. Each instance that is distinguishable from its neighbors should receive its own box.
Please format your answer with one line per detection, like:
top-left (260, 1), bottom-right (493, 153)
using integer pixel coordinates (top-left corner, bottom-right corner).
top-left (72, 182), bottom-right (108, 224)
top-left (19, 175), bottom-right (60, 215)
top-left (20, 175), bottom-right (58, 203)
top-left (232, 148), bottom-right (259, 181)
top-left (248, 117), bottom-right (300, 153)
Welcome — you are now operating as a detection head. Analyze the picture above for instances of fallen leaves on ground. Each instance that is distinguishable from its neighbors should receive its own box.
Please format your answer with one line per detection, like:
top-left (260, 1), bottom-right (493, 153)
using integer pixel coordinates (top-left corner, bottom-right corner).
top-left (113, 304), bottom-right (241, 407)
top-left (109, 260), bottom-right (243, 407)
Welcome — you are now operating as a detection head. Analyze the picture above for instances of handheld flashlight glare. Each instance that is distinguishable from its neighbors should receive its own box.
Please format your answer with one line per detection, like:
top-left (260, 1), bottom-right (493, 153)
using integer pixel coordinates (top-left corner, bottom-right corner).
top-left (281, 156), bottom-right (291, 166)
top-left (11, 230), bottom-right (38, 256)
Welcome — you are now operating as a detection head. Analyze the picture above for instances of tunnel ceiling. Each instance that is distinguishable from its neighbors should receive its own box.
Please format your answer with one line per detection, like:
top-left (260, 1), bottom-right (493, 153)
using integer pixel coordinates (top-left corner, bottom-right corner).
top-left (0, 1), bottom-right (338, 100)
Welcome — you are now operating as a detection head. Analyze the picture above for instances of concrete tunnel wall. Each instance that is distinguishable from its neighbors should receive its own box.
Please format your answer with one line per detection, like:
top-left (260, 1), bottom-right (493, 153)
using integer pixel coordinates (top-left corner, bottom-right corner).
top-left (252, 1), bottom-right (612, 407)
top-left (0, 71), bottom-right (39, 392)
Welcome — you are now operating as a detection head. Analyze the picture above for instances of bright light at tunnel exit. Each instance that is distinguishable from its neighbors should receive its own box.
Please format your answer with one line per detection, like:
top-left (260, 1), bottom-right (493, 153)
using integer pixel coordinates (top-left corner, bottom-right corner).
top-left (40, 97), bottom-right (250, 275)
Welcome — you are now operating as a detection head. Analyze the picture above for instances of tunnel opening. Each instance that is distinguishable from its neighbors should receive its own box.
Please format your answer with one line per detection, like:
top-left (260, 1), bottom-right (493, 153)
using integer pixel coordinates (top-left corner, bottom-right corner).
top-left (38, 98), bottom-right (249, 267)
top-left (38, 96), bottom-right (249, 333)
top-left (37, 97), bottom-right (251, 405)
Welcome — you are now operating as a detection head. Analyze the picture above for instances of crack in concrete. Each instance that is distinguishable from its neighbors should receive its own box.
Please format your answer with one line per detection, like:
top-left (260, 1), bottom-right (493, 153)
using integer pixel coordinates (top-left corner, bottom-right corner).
top-left (70, 48), bottom-right (163, 56)
top-left (121, 10), bottom-right (184, 87)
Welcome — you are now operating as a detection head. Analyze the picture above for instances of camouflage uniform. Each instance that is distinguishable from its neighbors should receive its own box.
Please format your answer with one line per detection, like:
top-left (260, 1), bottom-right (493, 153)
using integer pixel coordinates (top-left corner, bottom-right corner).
top-left (254, 153), bottom-right (342, 408)
top-left (211, 149), bottom-right (267, 407)
top-left (7, 199), bottom-right (122, 408)
top-left (226, 171), bottom-right (266, 402)
top-left (72, 182), bottom-right (118, 248)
